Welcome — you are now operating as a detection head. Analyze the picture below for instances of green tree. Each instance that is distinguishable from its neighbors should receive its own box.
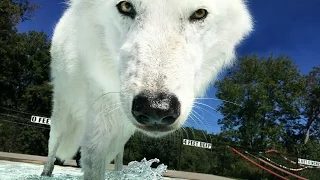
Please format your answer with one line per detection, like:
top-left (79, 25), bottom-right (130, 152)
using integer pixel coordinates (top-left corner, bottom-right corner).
top-left (214, 55), bottom-right (306, 150)
top-left (0, 0), bottom-right (51, 156)
top-left (303, 67), bottom-right (320, 144)
top-left (19, 31), bottom-right (52, 114)
top-left (0, 0), bottom-right (51, 114)
top-left (0, 0), bottom-right (40, 108)
top-left (0, 31), bottom-right (51, 113)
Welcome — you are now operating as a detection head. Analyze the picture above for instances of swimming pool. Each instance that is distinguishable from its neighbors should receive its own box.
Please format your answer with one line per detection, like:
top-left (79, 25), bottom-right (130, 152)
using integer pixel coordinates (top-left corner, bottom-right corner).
top-left (0, 159), bottom-right (184, 180)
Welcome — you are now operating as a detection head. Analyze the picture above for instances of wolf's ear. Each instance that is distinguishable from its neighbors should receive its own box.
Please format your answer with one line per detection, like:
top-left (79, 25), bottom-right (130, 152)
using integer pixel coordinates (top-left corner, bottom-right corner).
top-left (220, 0), bottom-right (254, 48)
top-left (239, 0), bottom-right (254, 39)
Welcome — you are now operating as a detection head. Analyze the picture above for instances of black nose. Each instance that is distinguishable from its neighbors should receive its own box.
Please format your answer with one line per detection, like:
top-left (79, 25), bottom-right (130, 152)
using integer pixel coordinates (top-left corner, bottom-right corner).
top-left (131, 92), bottom-right (180, 126)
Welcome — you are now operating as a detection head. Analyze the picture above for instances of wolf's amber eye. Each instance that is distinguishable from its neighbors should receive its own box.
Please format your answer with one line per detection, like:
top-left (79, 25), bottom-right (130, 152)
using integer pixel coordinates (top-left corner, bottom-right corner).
top-left (116, 1), bottom-right (136, 19)
top-left (190, 9), bottom-right (208, 21)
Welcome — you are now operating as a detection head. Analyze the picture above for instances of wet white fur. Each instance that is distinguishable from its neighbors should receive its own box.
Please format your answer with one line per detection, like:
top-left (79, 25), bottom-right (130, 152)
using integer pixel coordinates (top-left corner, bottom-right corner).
top-left (41, 0), bottom-right (253, 179)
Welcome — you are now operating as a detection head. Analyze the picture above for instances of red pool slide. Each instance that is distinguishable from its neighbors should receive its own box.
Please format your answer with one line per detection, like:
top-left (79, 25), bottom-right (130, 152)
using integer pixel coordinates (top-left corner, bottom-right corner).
top-left (231, 147), bottom-right (289, 180)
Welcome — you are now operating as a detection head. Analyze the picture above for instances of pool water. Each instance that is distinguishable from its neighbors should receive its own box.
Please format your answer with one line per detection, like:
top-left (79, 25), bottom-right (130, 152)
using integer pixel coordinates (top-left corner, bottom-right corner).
top-left (0, 158), bottom-right (182, 180)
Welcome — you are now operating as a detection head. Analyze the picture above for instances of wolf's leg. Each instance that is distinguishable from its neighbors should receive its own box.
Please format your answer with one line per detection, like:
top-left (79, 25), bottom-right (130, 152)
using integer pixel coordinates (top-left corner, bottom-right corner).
top-left (75, 148), bottom-right (82, 167)
top-left (115, 147), bottom-right (124, 171)
top-left (41, 129), bottom-right (60, 176)
top-left (41, 104), bottom-right (73, 176)
top-left (81, 136), bottom-right (109, 179)
top-left (81, 112), bottom-right (111, 180)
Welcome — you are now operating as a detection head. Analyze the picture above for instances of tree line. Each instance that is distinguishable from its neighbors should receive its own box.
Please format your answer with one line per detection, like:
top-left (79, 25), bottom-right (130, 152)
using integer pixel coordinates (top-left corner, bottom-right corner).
top-left (0, 1), bottom-right (319, 179)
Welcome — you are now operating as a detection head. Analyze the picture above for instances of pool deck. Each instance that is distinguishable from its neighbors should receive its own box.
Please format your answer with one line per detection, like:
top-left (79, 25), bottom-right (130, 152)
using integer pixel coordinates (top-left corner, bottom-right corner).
top-left (0, 151), bottom-right (233, 180)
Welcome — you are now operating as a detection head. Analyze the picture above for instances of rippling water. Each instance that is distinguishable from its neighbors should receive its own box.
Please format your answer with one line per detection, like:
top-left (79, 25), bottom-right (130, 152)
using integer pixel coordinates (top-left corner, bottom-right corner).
top-left (0, 158), bottom-right (179, 180)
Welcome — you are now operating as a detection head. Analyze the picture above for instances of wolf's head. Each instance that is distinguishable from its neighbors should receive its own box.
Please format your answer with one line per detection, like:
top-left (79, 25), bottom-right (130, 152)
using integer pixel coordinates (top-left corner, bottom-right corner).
top-left (72, 0), bottom-right (253, 137)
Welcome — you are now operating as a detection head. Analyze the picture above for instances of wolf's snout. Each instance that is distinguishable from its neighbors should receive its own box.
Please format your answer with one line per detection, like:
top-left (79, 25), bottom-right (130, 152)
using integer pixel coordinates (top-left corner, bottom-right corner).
top-left (131, 92), bottom-right (180, 127)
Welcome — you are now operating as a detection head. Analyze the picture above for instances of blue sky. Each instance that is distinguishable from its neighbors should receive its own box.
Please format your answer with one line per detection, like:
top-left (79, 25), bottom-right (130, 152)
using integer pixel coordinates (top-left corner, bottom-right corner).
top-left (18, 0), bottom-right (320, 134)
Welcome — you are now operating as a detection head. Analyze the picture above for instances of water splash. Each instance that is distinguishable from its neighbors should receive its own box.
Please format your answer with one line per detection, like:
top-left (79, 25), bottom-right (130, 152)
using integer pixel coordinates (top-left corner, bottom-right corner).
top-left (0, 158), bottom-right (168, 180)
top-left (107, 158), bottom-right (167, 180)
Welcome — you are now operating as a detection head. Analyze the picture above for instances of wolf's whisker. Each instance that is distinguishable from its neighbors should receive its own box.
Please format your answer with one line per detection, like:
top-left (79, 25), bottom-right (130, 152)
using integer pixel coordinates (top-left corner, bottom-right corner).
top-left (185, 118), bottom-right (197, 140)
top-left (192, 108), bottom-right (204, 120)
top-left (193, 105), bottom-right (218, 118)
top-left (180, 124), bottom-right (190, 140)
top-left (194, 102), bottom-right (235, 129)
top-left (195, 97), bottom-right (242, 107)
top-left (90, 92), bottom-right (121, 110)
top-left (189, 114), bottom-right (209, 143)
top-left (190, 110), bottom-right (213, 143)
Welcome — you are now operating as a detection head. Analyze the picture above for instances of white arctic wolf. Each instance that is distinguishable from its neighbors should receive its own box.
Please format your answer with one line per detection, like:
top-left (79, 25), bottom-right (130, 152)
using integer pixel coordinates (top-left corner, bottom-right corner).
top-left (41, 0), bottom-right (253, 179)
